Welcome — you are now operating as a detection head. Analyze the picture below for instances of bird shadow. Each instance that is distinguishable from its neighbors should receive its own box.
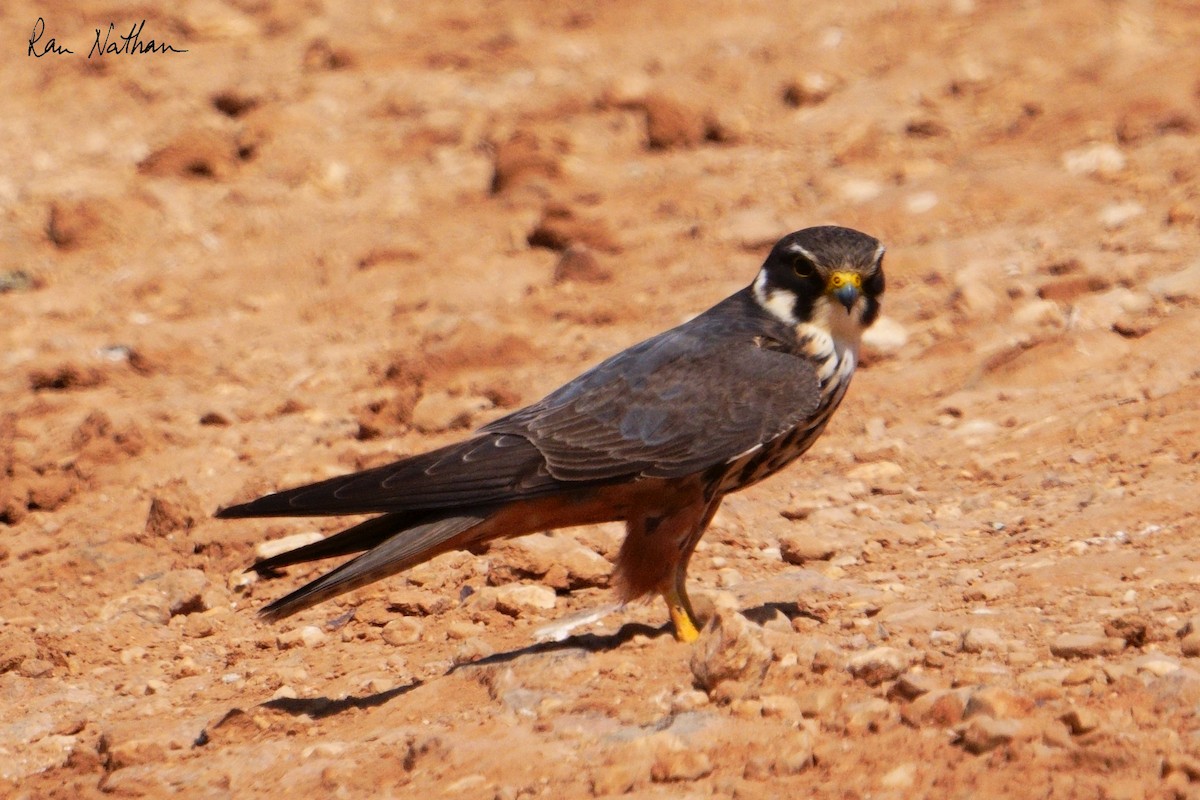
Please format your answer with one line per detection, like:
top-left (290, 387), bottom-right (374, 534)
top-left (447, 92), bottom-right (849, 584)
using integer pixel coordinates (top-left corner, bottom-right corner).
top-left (261, 681), bottom-right (422, 719)
top-left (447, 620), bottom-right (669, 674)
top-left (740, 600), bottom-right (825, 625)
top-left (254, 621), bottom-right (667, 720)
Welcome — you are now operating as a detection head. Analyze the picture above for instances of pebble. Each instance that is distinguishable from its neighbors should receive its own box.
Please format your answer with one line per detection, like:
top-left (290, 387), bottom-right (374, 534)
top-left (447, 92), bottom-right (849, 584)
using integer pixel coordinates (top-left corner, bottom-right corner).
top-left (1098, 202), bottom-right (1145, 230)
top-left (963, 580), bottom-right (1017, 602)
top-left (410, 391), bottom-right (492, 434)
top-left (861, 317), bottom-right (909, 357)
top-left (961, 627), bottom-right (1007, 654)
top-left (778, 531), bottom-right (836, 565)
top-left (900, 689), bottom-right (967, 728)
top-left (1050, 633), bottom-right (1124, 659)
top-left (1181, 632), bottom-right (1200, 657)
top-left (670, 690), bottom-right (710, 713)
top-left (382, 617), bottom-right (424, 646)
top-left (963, 686), bottom-right (1034, 720)
top-left (640, 94), bottom-right (708, 150)
top-left (1011, 298), bottom-right (1066, 332)
top-left (1062, 143), bottom-right (1126, 176)
top-left (277, 625), bottom-right (326, 649)
top-left (795, 688), bottom-right (840, 718)
top-left (591, 760), bottom-right (646, 796)
top-left (1133, 654), bottom-right (1180, 677)
top-left (773, 730), bottom-right (816, 775)
top-left (957, 715), bottom-right (1024, 754)
top-left (760, 694), bottom-right (802, 720)
top-left (782, 72), bottom-right (839, 106)
top-left (552, 244), bottom-right (610, 284)
top-left (888, 672), bottom-right (940, 701)
top-left (1147, 261), bottom-right (1200, 303)
top-left (689, 606), bottom-right (773, 696)
top-left (846, 647), bottom-right (911, 686)
top-left (651, 743), bottom-right (713, 782)
top-left (880, 763), bottom-right (918, 790)
top-left (0, 627), bottom-right (38, 673)
top-left (1059, 707), bottom-right (1101, 735)
top-left (256, 532), bottom-right (325, 561)
top-left (844, 460), bottom-right (904, 487)
top-left (493, 584), bottom-right (557, 617)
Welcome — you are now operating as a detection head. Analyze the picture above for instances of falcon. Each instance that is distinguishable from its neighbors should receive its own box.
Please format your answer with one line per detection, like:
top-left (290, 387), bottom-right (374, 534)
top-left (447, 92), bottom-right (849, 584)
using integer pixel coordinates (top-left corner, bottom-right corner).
top-left (216, 226), bottom-right (886, 643)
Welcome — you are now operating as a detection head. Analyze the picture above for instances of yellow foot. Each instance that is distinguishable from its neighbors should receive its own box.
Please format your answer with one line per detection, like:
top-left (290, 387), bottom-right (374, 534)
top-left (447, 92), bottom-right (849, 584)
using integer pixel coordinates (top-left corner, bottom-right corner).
top-left (665, 582), bottom-right (701, 643)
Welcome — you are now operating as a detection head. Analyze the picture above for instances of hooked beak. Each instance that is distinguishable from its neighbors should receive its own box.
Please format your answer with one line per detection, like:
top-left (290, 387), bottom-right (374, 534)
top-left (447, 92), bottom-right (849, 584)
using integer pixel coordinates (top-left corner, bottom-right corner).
top-left (828, 271), bottom-right (862, 313)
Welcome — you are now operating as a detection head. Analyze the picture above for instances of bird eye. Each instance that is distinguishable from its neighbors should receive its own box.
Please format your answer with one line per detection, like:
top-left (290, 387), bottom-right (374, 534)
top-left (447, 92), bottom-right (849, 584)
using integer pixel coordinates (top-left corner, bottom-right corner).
top-left (791, 255), bottom-right (814, 278)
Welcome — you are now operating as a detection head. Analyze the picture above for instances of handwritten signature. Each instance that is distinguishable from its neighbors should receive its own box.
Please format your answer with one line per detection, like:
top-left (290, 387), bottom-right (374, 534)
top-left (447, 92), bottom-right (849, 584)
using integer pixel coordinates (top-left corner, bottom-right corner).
top-left (28, 17), bottom-right (188, 58)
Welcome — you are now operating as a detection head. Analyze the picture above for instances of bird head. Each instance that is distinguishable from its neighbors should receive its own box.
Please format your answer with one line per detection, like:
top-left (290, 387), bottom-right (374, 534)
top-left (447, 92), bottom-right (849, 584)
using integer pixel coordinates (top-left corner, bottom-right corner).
top-left (753, 226), bottom-right (885, 333)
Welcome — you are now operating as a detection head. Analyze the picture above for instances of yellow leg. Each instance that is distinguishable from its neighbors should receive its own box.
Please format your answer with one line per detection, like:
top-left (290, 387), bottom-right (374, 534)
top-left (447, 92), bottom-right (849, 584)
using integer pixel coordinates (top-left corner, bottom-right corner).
top-left (664, 575), bottom-right (701, 643)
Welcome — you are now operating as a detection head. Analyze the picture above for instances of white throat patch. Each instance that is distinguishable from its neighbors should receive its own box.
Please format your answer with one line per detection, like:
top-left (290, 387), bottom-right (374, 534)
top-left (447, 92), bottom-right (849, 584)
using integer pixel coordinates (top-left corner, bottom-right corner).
top-left (753, 269), bottom-right (799, 324)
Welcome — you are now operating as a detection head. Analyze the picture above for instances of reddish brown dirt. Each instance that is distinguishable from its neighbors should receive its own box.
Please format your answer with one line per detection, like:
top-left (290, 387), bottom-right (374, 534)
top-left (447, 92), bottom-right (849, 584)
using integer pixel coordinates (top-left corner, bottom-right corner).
top-left (4, 1), bottom-right (1200, 798)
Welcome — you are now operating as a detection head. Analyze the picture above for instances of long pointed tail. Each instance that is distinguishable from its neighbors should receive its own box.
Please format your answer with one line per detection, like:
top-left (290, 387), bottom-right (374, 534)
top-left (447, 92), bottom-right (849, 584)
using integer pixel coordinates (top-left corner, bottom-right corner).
top-left (258, 511), bottom-right (486, 622)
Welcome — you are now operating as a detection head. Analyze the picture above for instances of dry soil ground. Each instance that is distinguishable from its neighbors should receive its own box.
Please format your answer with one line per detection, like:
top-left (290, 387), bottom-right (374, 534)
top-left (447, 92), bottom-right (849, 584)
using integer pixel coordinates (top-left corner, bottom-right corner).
top-left (3, 1), bottom-right (1200, 798)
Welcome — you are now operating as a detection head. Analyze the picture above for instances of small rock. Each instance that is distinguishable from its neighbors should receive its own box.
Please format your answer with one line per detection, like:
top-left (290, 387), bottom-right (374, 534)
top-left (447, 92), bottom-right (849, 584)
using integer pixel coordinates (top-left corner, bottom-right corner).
top-left (103, 737), bottom-right (167, 770)
top-left (1148, 261), bottom-right (1200, 303)
top-left (452, 637), bottom-right (495, 666)
top-left (901, 689), bottom-right (967, 728)
top-left (651, 743), bottom-right (713, 782)
top-left (689, 606), bottom-right (773, 696)
top-left (144, 479), bottom-right (205, 538)
top-left (552, 244), bottom-right (610, 284)
top-left (17, 657), bottom-right (54, 678)
top-left (861, 317), bottom-right (909, 358)
top-left (1134, 654), bottom-right (1181, 677)
top-left (1050, 633), bottom-right (1124, 659)
top-left (527, 203), bottom-right (620, 253)
top-left (957, 715), bottom-right (1024, 754)
top-left (963, 686), bottom-right (1034, 720)
top-left (670, 690), bottom-right (710, 713)
top-left (782, 72), bottom-right (839, 107)
top-left (183, 614), bottom-right (216, 639)
top-left (161, 569), bottom-right (209, 616)
top-left (591, 759), bottom-right (647, 796)
top-left (845, 460), bottom-right (904, 488)
top-left (256, 532), bottom-right (325, 561)
top-left (278, 625), bottom-right (326, 649)
top-left (299, 625), bottom-right (327, 648)
top-left (1059, 706), bottom-right (1100, 735)
top-left (1182, 632), bottom-right (1200, 657)
top-left (494, 584), bottom-right (557, 617)
top-left (410, 391), bottom-right (492, 434)
top-left (1098, 202), bottom-right (1144, 230)
top-left (0, 627), bottom-right (38, 673)
top-left (381, 618), bottom-right (423, 646)
top-left (847, 647), bottom-right (911, 686)
top-left (1062, 143), bottom-right (1126, 177)
top-left (1011, 298), bottom-right (1065, 332)
top-left (778, 531), bottom-right (836, 565)
top-left (844, 697), bottom-right (897, 735)
top-left (889, 672), bottom-right (940, 701)
top-left (641, 93), bottom-right (707, 150)
top-left (962, 580), bottom-right (1017, 602)
top-left (386, 588), bottom-right (451, 617)
top-left (489, 131), bottom-right (561, 194)
top-left (773, 730), bottom-right (815, 775)
top-left (961, 627), bottom-right (1007, 654)
top-left (795, 688), bottom-right (841, 718)
top-left (880, 763), bottom-right (918, 790)
top-left (760, 694), bottom-right (802, 720)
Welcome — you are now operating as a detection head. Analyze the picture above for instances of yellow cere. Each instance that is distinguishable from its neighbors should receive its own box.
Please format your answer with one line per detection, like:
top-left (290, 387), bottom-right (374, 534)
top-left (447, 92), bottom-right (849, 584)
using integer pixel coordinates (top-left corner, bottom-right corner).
top-left (827, 271), bottom-right (863, 291)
